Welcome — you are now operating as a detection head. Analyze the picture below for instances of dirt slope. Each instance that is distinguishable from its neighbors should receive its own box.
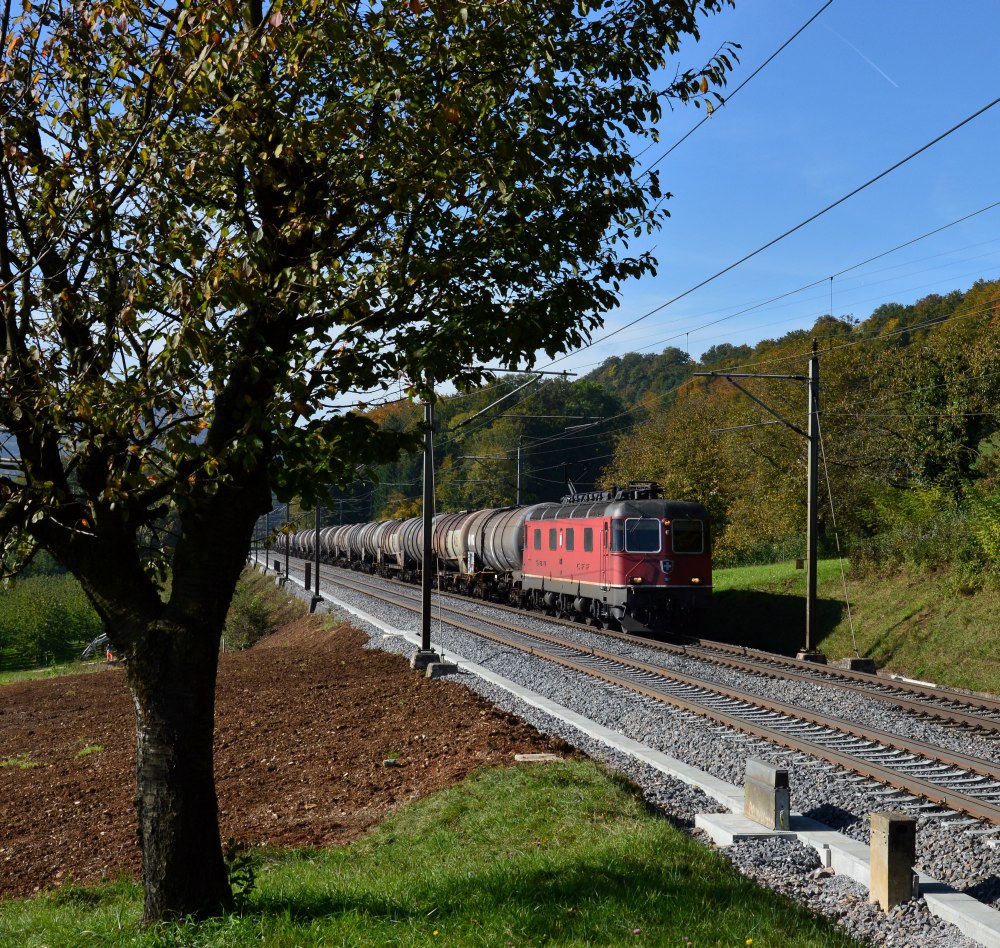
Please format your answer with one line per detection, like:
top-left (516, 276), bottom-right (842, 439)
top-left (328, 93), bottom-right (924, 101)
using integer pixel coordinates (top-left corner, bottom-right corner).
top-left (0, 618), bottom-right (570, 899)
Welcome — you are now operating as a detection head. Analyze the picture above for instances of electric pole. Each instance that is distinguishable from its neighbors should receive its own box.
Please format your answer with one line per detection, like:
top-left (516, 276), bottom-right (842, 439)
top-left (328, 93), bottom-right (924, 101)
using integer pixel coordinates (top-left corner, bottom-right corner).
top-left (805, 341), bottom-right (820, 656)
top-left (310, 504), bottom-right (323, 612)
top-left (413, 397), bottom-right (442, 670)
top-left (695, 341), bottom-right (825, 662)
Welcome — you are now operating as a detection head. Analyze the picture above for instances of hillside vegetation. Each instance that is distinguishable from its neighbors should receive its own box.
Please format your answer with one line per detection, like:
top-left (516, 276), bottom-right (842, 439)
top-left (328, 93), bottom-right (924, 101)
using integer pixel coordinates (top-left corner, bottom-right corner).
top-left (599, 280), bottom-right (1000, 576)
top-left (344, 279), bottom-right (1000, 586)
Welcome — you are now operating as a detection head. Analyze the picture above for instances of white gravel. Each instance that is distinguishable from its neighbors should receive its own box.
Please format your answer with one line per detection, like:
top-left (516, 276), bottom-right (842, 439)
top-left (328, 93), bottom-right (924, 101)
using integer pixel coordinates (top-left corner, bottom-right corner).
top-left (296, 567), bottom-right (997, 947)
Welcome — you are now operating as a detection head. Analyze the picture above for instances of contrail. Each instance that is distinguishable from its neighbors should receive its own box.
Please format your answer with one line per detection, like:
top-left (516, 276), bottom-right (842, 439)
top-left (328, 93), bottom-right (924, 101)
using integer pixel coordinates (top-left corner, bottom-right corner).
top-left (823, 23), bottom-right (899, 88)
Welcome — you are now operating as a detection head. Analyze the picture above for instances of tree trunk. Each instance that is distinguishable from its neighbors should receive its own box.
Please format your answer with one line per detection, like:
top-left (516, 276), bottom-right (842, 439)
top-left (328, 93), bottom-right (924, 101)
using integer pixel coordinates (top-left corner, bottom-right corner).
top-left (126, 621), bottom-right (233, 922)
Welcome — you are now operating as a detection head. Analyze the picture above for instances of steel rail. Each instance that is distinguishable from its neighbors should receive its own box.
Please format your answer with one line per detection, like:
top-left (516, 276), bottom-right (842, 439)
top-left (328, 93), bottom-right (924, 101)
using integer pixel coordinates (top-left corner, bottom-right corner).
top-left (301, 557), bottom-right (1000, 733)
top-left (304, 562), bottom-right (1000, 824)
top-left (653, 642), bottom-right (1000, 733)
top-left (679, 636), bottom-right (1000, 717)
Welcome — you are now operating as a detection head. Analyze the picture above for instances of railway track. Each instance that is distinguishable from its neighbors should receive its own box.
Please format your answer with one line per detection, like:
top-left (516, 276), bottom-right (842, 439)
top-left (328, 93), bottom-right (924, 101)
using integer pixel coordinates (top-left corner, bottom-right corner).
top-left (291, 559), bottom-right (1000, 826)
top-left (293, 556), bottom-right (1000, 734)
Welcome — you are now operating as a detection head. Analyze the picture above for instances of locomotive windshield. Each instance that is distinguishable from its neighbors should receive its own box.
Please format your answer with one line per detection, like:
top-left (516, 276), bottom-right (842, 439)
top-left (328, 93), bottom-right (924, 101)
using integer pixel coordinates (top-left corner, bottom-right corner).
top-left (672, 519), bottom-right (704, 554)
top-left (623, 518), bottom-right (661, 553)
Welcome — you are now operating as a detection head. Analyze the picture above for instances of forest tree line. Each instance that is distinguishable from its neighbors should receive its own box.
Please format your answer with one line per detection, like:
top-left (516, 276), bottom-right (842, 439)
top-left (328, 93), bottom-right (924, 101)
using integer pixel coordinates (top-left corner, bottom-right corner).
top-left (343, 278), bottom-right (1000, 580)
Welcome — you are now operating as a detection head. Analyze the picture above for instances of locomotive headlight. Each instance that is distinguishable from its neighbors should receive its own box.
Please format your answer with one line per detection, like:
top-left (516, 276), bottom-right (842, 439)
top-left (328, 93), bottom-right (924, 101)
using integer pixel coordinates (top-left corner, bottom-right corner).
top-left (691, 577), bottom-right (701, 584)
top-left (629, 576), bottom-right (643, 585)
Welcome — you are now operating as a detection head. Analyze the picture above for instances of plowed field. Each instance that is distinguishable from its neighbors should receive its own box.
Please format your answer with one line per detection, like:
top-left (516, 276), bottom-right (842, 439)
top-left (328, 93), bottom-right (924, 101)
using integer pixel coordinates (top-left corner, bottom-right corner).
top-left (0, 617), bottom-right (570, 899)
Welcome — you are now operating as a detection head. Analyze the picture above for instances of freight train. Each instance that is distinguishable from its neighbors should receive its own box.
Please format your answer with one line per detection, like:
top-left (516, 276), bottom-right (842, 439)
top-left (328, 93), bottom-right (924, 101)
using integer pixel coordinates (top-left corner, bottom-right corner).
top-left (276, 483), bottom-right (711, 636)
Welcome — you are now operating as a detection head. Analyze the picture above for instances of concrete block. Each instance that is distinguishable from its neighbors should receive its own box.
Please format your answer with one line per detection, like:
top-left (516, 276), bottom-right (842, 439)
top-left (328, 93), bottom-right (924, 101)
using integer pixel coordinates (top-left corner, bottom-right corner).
top-left (425, 661), bottom-right (459, 679)
top-left (410, 649), bottom-right (441, 671)
top-left (870, 811), bottom-right (917, 910)
top-left (796, 650), bottom-right (828, 664)
top-left (744, 759), bottom-right (791, 830)
top-left (833, 657), bottom-right (878, 673)
top-left (696, 812), bottom-right (797, 846)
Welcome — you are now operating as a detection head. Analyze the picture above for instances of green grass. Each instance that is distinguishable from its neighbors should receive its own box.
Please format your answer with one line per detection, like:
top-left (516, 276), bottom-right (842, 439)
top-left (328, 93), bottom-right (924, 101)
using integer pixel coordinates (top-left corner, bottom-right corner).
top-left (0, 754), bottom-right (46, 770)
top-left (0, 660), bottom-right (107, 687)
top-left (0, 760), bottom-right (856, 947)
top-left (709, 559), bottom-right (1000, 694)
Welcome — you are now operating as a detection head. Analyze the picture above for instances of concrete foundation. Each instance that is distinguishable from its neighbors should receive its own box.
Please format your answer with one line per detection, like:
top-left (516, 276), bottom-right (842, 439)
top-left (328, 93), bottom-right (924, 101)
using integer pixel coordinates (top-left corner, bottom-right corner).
top-left (833, 657), bottom-right (878, 674)
top-left (796, 650), bottom-right (828, 664)
top-left (410, 649), bottom-right (442, 671)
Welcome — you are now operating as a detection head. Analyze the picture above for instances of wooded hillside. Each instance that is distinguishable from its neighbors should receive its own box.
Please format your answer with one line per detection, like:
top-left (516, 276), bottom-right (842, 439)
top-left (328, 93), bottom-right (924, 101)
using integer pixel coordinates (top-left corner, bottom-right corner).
top-left (343, 278), bottom-right (1000, 578)
top-left (601, 278), bottom-right (1000, 571)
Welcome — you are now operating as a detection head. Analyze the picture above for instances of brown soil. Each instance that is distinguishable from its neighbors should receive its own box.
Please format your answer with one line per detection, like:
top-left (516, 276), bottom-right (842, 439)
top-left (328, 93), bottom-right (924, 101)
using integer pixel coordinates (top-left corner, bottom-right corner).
top-left (0, 618), bottom-right (571, 900)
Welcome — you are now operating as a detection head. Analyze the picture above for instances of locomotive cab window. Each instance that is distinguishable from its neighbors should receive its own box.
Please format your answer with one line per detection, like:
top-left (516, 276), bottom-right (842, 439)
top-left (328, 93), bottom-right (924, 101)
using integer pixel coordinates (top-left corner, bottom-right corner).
top-left (533, 529), bottom-right (541, 551)
top-left (611, 519), bottom-right (624, 552)
top-left (549, 528), bottom-right (557, 551)
top-left (624, 518), bottom-right (661, 553)
top-left (565, 528), bottom-right (575, 551)
top-left (583, 527), bottom-right (593, 552)
top-left (672, 519), bottom-right (704, 554)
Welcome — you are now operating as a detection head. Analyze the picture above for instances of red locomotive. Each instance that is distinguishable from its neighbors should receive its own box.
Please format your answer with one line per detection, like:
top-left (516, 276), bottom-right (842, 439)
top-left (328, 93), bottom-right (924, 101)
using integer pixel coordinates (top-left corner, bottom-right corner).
top-left (284, 482), bottom-right (711, 636)
top-left (517, 483), bottom-right (711, 634)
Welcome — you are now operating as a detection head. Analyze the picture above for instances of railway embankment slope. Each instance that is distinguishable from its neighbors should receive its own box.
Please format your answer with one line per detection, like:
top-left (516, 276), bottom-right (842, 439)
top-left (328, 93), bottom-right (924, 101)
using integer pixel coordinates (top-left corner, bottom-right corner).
top-left (710, 559), bottom-right (1000, 694)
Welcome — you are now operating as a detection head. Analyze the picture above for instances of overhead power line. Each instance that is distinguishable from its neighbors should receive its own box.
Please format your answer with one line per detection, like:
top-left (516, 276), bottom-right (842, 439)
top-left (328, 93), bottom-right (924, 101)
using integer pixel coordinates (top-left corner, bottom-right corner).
top-left (637, 0), bottom-right (834, 180)
top-left (546, 93), bottom-right (1000, 370)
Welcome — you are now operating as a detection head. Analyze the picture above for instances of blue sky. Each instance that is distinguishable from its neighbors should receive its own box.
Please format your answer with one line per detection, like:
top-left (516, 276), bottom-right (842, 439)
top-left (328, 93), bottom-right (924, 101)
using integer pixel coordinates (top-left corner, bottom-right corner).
top-left (544, 0), bottom-right (1000, 376)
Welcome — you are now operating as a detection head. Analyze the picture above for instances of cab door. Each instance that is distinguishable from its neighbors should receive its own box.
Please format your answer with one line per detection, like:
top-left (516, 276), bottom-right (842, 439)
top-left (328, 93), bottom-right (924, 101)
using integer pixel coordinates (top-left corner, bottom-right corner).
top-left (600, 520), bottom-right (610, 590)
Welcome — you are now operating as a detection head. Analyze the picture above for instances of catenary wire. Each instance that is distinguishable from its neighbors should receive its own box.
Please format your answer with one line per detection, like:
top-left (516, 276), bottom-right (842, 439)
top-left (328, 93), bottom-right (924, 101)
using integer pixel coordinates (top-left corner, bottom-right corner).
top-left (540, 96), bottom-right (1000, 372)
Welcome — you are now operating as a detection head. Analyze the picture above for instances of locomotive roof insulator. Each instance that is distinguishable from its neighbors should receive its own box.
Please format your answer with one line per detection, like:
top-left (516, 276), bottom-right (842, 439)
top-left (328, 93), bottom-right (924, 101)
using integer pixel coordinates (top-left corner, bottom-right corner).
top-left (560, 481), bottom-right (665, 505)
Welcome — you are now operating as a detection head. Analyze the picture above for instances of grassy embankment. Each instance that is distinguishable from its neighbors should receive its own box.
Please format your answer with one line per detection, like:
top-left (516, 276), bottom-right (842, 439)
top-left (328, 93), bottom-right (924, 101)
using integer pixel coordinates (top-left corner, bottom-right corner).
top-left (709, 559), bottom-right (1000, 694)
top-left (0, 759), bottom-right (856, 947)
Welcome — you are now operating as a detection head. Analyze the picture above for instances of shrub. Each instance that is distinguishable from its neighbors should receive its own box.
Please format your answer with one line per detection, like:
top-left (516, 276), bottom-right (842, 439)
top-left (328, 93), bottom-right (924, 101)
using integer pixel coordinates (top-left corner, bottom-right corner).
top-left (224, 581), bottom-right (273, 650)
top-left (223, 569), bottom-right (304, 650)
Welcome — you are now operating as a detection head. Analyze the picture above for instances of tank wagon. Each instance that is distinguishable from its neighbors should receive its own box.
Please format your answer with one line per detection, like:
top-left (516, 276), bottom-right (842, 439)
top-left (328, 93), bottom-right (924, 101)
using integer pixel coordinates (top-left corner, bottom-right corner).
top-left (275, 483), bottom-right (711, 635)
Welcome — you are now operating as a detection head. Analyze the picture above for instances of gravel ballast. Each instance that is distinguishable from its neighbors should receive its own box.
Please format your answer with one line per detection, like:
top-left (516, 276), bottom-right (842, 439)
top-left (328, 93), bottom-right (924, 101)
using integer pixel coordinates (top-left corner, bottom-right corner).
top-left (309, 569), bottom-right (997, 947)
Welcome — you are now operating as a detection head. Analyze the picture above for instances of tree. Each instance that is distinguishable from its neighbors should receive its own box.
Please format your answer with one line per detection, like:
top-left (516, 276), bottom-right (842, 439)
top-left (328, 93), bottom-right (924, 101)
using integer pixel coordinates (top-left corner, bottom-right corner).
top-left (0, 0), bottom-right (737, 921)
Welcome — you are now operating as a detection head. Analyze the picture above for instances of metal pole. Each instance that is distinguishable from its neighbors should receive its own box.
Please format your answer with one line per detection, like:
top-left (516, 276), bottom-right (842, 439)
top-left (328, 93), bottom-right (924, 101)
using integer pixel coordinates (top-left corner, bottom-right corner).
top-left (284, 502), bottom-right (290, 580)
top-left (414, 398), bottom-right (441, 669)
top-left (311, 504), bottom-right (323, 611)
top-left (804, 340), bottom-right (820, 655)
top-left (516, 436), bottom-right (522, 506)
top-left (263, 509), bottom-right (270, 570)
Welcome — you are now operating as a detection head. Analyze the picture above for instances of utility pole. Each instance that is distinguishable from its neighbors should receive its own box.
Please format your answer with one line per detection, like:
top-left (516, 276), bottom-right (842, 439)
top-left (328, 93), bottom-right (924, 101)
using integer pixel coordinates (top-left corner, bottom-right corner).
top-left (283, 502), bottom-right (291, 584)
top-left (516, 435), bottom-right (522, 506)
top-left (805, 341), bottom-right (820, 657)
top-left (310, 504), bottom-right (323, 613)
top-left (695, 341), bottom-right (825, 663)
top-left (412, 397), bottom-right (442, 671)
